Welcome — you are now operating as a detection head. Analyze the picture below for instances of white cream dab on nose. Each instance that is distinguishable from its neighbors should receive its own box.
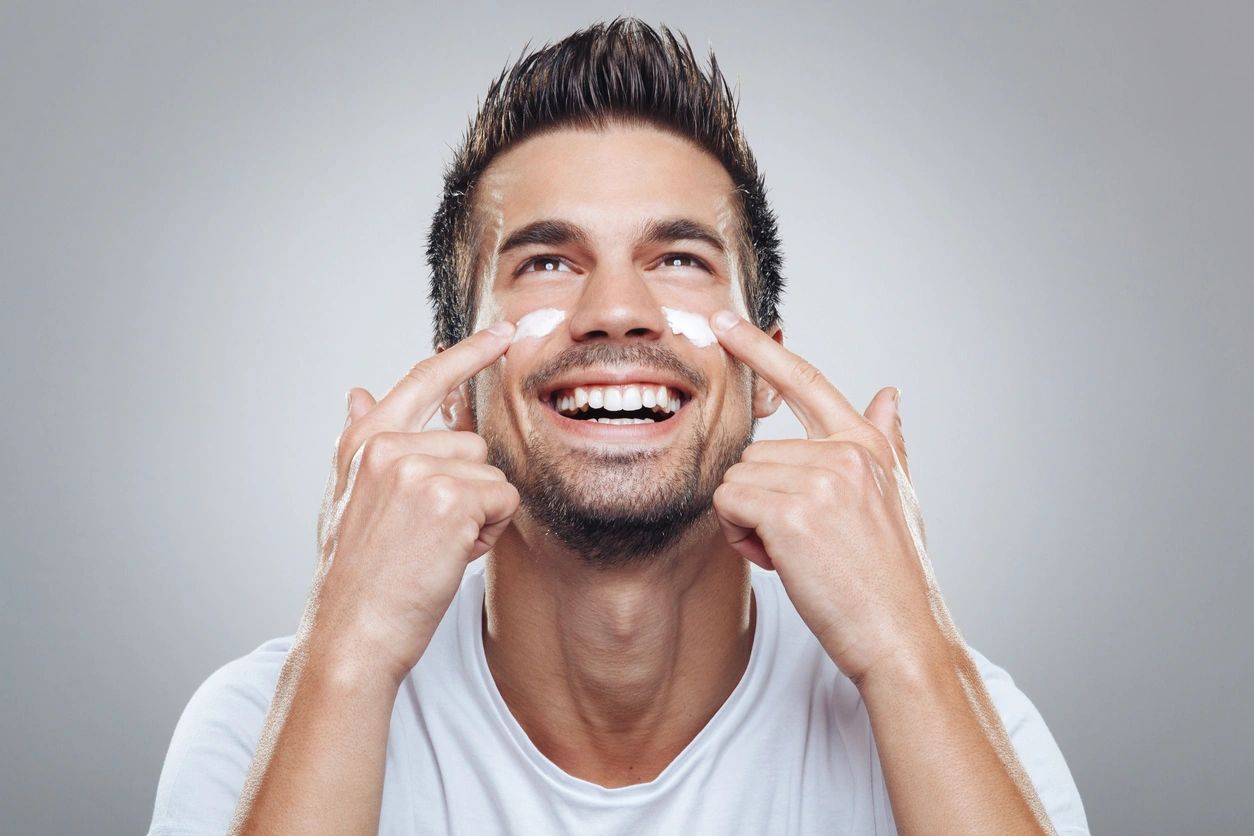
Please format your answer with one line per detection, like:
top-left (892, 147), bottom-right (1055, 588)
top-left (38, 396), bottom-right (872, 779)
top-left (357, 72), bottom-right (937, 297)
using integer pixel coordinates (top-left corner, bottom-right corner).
top-left (661, 306), bottom-right (717, 348)
top-left (511, 308), bottom-right (566, 343)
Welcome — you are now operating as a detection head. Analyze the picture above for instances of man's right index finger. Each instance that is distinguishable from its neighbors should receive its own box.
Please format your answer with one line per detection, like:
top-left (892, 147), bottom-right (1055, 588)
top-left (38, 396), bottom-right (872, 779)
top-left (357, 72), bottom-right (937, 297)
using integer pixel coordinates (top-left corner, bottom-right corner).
top-left (374, 320), bottom-right (515, 430)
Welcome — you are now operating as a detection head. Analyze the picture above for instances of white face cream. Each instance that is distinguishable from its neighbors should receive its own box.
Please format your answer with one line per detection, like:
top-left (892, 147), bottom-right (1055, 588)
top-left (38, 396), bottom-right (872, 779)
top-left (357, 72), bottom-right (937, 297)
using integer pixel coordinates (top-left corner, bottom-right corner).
top-left (661, 306), bottom-right (717, 348)
top-left (511, 308), bottom-right (566, 343)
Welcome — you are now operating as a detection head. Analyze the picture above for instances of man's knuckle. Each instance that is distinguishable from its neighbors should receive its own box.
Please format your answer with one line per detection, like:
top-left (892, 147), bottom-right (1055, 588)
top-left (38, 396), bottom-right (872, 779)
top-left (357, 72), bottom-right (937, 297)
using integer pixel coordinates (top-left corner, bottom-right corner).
top-left (403, 361), bottom-right (436, 389)
top-left (358, 433), bottom-right (394, 473)
top-left (789, 360), bottom-right (826, 389)
top-left (422, 474), bottom-right (462, 514)
top-left (740, 442), bottom-right (766, 462)
top-left (816, 443), bottom-right (864, 490)
top-left (781, 501), bottom-right (809, 532)
top-left (809, 469), bottom-right (839, 494)
top-left (829, 440), bottom-right (865, 470)
top-left (394, 454), bottom-right (430, 485)
top-left (460, 432), bottom-right (489, 459)
top-left (501, 482), bottom-right (521, 512)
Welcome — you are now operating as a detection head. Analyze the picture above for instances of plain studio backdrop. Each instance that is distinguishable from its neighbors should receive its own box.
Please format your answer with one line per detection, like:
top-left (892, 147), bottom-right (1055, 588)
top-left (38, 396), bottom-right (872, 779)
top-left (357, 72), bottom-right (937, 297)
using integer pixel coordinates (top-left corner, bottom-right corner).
top-left (2, 2), bottom-right (1251, 833)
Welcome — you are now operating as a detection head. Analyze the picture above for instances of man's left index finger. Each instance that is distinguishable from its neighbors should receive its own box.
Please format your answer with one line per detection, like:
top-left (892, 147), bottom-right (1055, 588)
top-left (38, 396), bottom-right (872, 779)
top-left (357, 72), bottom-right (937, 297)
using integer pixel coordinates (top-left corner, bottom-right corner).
top-left (710, 309), bottom-right (865, 439)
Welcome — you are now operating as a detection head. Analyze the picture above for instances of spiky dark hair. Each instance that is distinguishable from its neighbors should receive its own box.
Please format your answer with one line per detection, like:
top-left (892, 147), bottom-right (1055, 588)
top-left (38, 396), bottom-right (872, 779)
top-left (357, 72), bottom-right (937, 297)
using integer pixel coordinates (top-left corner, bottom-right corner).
top-left (425, 17), bottom-right (785, 350)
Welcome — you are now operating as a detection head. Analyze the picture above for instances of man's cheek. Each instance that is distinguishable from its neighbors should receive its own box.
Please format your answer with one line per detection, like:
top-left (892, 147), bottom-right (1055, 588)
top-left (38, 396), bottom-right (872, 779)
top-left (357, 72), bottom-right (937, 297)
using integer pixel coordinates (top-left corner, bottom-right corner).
top-left (469, 366), bottom-right (508, 431)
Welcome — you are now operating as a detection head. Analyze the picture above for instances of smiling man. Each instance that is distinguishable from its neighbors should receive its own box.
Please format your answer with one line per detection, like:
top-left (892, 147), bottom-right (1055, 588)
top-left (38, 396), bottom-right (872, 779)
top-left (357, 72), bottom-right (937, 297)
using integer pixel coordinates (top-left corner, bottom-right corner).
top-left (149, 18), bottom-right (1089, 836)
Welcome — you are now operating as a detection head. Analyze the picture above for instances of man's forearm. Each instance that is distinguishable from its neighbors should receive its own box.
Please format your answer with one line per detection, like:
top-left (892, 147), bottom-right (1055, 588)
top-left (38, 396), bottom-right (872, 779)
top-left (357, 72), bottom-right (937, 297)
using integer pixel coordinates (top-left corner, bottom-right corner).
top-left (857, 637), bottom-right (1056, 836)
top-left (227, 629), bottom-right (403, 835)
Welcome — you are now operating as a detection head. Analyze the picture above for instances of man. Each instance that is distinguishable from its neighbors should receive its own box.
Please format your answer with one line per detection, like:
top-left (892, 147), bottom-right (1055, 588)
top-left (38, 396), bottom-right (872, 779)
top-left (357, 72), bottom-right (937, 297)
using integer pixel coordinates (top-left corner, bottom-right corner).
top-left (149, 18), bottom-right (1089, 836)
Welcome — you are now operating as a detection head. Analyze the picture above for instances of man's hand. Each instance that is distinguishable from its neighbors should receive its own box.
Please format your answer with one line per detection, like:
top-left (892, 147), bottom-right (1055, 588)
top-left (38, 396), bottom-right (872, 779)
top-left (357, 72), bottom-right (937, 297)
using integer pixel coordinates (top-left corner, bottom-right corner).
top-left (308, 320), bottom-right (519, 687)
top-left (230, 321), bottom-right (520, 836)
top-left (708, 309), bottom-right (953, 687)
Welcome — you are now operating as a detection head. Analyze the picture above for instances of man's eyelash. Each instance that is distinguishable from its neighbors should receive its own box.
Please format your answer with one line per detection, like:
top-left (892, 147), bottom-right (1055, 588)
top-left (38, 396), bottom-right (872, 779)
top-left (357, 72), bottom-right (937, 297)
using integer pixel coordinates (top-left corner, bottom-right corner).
top-left (515, 253), bottom-right (711, 274)
top-left (657, 253), bottom-right (711, 271)
top-left (516, 255), bottom-right (571, 274)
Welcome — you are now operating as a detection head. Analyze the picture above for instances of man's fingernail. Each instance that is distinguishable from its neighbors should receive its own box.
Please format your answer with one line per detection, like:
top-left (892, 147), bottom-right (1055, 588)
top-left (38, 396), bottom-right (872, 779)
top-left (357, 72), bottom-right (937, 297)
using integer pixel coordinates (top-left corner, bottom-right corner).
top-left (487, 320), bottom-right (514, 338)
top-left (711, 310), bottom-right (740, 332)
top-left (344, 390), bottom-right (354, 425)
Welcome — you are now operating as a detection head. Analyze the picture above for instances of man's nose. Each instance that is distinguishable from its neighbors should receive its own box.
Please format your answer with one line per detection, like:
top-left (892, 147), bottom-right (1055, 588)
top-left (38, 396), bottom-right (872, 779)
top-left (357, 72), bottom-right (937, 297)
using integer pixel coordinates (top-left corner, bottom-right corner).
top-left (567, 260), bottom-right (667, 342)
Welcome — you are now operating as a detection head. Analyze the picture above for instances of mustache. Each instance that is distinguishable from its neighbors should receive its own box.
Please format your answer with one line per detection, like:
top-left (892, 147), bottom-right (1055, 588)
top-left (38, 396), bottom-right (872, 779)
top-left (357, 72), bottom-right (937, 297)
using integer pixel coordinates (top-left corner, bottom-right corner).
top-left (520, 342), bottom-right (708, 396)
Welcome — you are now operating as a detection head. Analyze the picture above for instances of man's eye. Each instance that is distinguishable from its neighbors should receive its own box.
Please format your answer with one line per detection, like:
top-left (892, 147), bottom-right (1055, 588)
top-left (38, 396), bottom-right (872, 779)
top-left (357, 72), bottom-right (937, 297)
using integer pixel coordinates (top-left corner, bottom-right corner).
top-left (518, 256), bottom-right (573, 274)
top-left (517, 254), bottom-right (709, 274)
top-left (658, 253), bottom-right (709, 271)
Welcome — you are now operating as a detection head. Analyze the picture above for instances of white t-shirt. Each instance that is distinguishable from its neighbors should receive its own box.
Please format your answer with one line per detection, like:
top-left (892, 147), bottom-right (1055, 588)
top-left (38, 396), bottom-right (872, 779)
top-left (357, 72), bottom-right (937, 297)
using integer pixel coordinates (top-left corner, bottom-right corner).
top-left (149, 564), bottom-right (1090, 835)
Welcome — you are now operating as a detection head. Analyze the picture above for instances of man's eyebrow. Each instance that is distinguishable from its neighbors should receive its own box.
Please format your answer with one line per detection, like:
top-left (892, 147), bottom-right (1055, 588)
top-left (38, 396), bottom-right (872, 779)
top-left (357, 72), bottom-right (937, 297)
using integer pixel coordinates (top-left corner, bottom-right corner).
top-left (497, 219), bottom-right (590, 256)
top-left (636, 217), bottom-right (728, 256)
top-left (495, 217), bottom-right (728, 259)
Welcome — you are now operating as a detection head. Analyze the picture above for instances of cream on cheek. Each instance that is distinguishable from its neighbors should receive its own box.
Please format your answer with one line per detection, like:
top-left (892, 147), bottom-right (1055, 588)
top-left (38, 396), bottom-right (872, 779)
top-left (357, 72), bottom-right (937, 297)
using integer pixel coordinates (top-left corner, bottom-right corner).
top-left (511, 307), bottom-right (566, 342)
top-left (660, 306), bottom-right (717, 348)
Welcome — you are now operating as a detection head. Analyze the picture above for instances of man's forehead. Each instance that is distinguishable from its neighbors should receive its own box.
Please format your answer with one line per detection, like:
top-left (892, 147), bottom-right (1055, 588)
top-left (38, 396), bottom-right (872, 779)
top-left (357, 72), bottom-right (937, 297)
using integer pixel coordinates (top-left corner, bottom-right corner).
top-left (472, 124), bottom-right (739, 236)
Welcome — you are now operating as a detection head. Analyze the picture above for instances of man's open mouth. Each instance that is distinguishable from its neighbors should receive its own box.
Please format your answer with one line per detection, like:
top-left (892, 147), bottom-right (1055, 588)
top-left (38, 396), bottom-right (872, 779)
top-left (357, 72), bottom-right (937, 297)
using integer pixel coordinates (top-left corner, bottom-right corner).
top-left (545, 383), bottom-right (689, 424)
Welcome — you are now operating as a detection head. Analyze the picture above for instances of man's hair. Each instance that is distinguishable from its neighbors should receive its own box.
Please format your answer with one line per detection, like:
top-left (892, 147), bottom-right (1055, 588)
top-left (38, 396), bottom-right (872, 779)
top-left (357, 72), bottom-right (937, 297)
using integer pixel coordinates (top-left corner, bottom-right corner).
top-left (425, 16), bottom-right (785, 350)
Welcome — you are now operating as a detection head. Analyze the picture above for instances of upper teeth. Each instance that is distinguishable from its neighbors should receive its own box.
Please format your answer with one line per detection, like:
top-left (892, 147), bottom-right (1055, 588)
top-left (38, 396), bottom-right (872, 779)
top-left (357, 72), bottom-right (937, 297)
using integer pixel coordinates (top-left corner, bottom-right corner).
top-left (552, 384), bottom-right (683, 416)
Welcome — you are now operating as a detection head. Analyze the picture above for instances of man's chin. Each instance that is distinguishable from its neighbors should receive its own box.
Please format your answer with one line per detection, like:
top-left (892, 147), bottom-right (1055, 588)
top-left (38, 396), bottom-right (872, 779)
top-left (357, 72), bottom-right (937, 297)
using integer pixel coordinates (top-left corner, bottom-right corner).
top-left (524, 499), bottom-right (711, 570)
top-left (482, 406), bottom-right (753, 569)
top-left (485, 440), bottom-right (706, 568)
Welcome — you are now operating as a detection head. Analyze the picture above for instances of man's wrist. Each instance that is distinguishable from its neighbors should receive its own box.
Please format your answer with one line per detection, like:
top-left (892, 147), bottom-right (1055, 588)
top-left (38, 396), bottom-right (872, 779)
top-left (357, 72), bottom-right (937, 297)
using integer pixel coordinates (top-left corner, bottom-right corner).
top-left (851, 629), bottom-right (964, 701)
top-left (301, 622), bottom-right (412, 700)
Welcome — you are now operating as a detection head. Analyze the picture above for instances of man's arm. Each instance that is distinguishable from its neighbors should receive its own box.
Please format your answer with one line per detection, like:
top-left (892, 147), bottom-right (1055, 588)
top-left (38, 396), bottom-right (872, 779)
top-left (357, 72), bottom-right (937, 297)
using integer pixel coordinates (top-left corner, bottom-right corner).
top-left (708, 309), bottom-right (1074, 834)
top-left (861, 638), bottom-right (1060, 835)
top-left (143, 324), bottom-right (521, 835)
top-left (147, 637), bottom-right (403, 836)
top-left (224, 626), bottom-right (403, 835)
top-left (226, 323), bottom-right (518, 834)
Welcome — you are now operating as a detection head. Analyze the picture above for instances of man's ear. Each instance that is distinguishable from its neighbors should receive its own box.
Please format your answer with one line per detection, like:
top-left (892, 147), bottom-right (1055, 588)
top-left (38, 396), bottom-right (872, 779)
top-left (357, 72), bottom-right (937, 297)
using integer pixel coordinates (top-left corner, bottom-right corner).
top-left (441, 385), bottom-right (475, 430)
top-left (435, 345), bottom-right (475, 431)
top-left (751, 322), bottom-right (785, 420)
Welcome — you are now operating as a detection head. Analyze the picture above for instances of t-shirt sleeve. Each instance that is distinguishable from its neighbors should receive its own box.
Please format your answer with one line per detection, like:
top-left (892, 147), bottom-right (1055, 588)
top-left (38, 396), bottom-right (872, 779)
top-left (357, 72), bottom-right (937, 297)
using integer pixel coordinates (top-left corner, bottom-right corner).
top-left (965, 644), bottom-right (1091, 835)
top-left (147, 639), bottom-right (289, 836)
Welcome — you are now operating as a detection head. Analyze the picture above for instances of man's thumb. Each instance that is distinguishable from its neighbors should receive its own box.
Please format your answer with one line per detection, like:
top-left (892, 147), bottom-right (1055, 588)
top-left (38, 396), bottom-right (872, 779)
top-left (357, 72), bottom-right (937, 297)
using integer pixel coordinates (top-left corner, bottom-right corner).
top-left (864, 386), bottom-right (909, 479)
top-left (345, 387), bottom-right (377, 425)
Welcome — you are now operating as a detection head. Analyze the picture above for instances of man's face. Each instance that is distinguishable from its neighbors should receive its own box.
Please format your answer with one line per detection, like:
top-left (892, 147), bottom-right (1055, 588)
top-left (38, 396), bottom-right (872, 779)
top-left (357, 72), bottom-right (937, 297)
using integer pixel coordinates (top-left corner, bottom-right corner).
top-left (455, 123), bottom-right (777, 568)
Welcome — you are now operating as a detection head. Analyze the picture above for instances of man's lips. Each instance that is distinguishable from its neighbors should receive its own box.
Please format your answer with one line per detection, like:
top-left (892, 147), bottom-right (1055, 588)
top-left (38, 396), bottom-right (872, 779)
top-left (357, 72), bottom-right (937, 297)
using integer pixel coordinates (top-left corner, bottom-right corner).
top-left (528, 364), bottom-right (700, 440)
top-left (536, 368), bottom-right (694, 422)
top-left (531, 383), bottom-right (691, 444)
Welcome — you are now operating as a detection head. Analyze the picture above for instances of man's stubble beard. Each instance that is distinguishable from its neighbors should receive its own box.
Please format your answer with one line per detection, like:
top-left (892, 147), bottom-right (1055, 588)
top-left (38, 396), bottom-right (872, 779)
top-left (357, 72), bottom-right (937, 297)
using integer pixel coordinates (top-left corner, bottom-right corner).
top-left (474, 380), bottom-right (755, 571)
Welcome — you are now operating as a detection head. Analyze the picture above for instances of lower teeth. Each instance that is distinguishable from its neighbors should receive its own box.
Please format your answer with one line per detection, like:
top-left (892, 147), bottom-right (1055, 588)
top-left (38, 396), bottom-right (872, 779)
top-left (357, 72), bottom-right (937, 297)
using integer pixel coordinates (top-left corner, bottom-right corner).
top-left (591, 417), bottom-right (655, 424)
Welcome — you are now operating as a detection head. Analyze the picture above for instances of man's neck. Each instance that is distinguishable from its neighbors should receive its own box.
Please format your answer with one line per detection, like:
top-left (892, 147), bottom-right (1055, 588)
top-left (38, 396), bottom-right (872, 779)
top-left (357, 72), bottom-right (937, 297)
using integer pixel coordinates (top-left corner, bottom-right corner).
top-left (482, 513), bottom-right (756, 788)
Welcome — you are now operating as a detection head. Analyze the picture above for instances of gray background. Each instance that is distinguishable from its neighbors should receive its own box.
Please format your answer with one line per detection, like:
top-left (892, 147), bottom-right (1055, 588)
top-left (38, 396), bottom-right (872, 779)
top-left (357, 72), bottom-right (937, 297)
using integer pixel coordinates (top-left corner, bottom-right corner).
top-left (2, 2), bottom-right (1250, 833)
